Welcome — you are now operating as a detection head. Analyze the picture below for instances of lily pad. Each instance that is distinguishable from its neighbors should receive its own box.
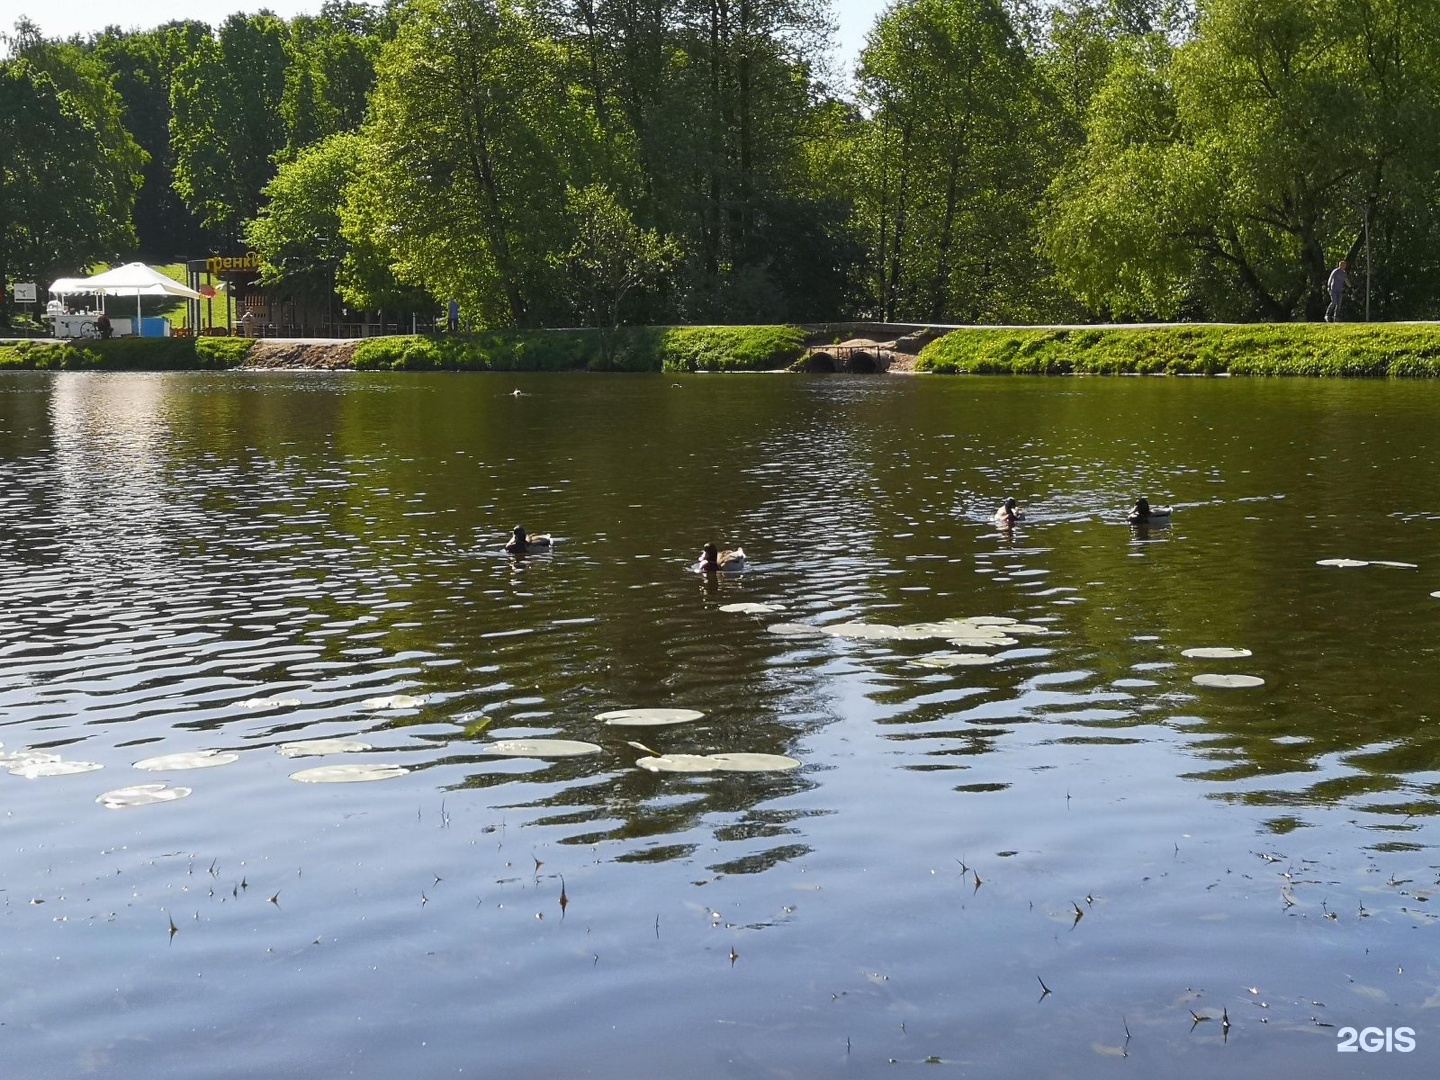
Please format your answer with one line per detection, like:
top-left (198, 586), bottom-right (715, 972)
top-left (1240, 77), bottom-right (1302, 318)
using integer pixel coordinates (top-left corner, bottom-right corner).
top-left (239, 697), bottom-right (302, 709)
top-left (362, 694), bottom-right (426, 710)
top-left (134, 750), bottom-right (240, 771)
top-left (9, 759), bottom-right (103, 778)
top-left (1000, 623), bottom-right (1052, 636)
top-left (967, 616), bottom-right (1019, 626)
top-left (1180, 647), bottom-right (1253, 659)
top-left (277, 738), bottom-right (373, 758)
top-left (97, 783), bottom-right (192, 809)
top-left (1316, 558), bottom-right (1368, 568)
top-left (765, 622), bottom-right (827, 638)
top-left (597, 708), bottom-right (705, 727)
top-left (635, 754), bottom-right (720, 773)
top-left (823, 622), bottom-right (913, 640)
top-left (719, 602), bottom-right (784, 614)
top-left (485, 738), bottom-right (603, 758)
top-left (1432, 591), bottom-right (1440, 599)
top-left (289, 763), bottom-right (409, 783)
top-left (911, 652), bottom-right (1003, 668)
top-left (708, 752), bottom-right (802, 772)
top-left (947, 635), bottom-right (1019, 648)
top-left (1370, 560), bottom-right (1419, 569)
top-left (1192, 673), bottom-right (1265, 688)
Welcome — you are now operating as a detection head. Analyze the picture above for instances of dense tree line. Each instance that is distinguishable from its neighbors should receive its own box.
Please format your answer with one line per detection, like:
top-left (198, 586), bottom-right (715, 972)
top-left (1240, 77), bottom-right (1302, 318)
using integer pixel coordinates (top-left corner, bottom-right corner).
top-left (5, 0), bottom-right (1440, 327)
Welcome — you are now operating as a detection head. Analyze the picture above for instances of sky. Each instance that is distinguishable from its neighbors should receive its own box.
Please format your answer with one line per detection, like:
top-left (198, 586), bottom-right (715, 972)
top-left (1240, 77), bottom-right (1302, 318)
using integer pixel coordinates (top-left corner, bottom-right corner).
top-left (5, 0), bottom-right (886, 69)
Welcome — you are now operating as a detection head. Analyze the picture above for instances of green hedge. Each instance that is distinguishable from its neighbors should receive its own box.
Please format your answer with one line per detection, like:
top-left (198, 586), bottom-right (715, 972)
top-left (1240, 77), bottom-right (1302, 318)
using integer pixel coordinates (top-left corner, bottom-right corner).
top-left (915, 324), bottom-right (1440, 376)
top-left (0, 337), bottom-right (253, 370)
top-left (351, 325), bottom-right (805, 373)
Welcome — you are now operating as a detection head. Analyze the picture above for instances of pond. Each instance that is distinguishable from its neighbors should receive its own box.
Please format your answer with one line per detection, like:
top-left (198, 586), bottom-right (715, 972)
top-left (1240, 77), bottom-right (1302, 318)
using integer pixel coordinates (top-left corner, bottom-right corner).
top-left (2, 370), bottom-right (1439, 1078)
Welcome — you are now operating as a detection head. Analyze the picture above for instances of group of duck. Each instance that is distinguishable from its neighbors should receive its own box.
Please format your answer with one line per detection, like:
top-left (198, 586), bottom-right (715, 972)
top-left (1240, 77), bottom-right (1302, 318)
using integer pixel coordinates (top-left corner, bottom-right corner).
top-left (504, 525), bottom-right (747, 574)
top-left (505, 498), bottom-right (1169, 570)
top-left (993, 496), bottom-right (1172, 528)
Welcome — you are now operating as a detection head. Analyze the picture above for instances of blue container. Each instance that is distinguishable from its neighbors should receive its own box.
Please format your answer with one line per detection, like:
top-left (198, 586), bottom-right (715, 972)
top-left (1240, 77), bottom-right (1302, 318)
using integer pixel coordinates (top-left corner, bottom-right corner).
top-left (139, 317), bottom-right (170, 338)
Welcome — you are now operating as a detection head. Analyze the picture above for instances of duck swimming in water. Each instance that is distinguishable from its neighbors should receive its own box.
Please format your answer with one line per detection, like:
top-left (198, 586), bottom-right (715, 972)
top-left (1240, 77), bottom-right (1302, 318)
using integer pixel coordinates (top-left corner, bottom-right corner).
top-left (994, 497), bottom-right (1024, 527)
top-left (696, 543), bottom-right (746, 573)
top-left (505, 526), bottom-right (553, 554)
top-left (1127, 497), bottom-right (1172, 525)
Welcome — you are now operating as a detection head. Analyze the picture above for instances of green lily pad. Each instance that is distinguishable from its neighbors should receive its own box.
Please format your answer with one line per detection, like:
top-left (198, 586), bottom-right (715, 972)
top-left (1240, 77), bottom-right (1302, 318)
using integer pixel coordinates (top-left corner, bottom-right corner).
top-left (1192, 673), bottom-right (1265, 688)
top-left (289, 763), bottom-right (409, 783)
top-left (277, 738), bottom-right (373, 758)
top-left (635, 754), bottom-right (720, 773)
top-left (719, 602), bottom-right (784, 614)
top-left (485, 738), bottom-right (603, 758)
top-left (707, 752), bottom-right (801, 772)
top-left (362, 694), bottom-right (426, 710)
top-left (765, 622), bottom-right (827, 637)
top-left (9, 759), bottom-right (103, 778)
top-left (597, 708), bottom-right (705, 727)
top-left (134, 750), bottom-right (240, 771)
top-left (1181, 647), bottom-right (1253, 659)
top-left (97, 783), bottom-right (192, 809)
top-left (911, 652), bottom-right (1003, 668)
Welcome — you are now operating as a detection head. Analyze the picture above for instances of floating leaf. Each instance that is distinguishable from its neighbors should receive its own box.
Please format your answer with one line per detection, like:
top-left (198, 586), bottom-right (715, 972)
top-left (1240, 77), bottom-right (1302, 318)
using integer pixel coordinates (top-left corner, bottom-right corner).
top-left (1432, 591), bottom-right (1440, 599)
top-left (1001, 624), bottom-right (1053, 636)
top-left (821, 622), bottom-right (913, 640)
top-left (708, 752), bottom-right (801, 772)
top-left (362, 694), bottom-right (426, 710)
top-left (1192, 673), bottom-right (1265, 688)
top-left (719, 602), bottom-right (784, 614)
top-left (597, 708), bottom-right (705, 727)
top-left (1316, 559), bottom-right (1368, 568)
top-left (0, 750), bottom-right (59, 768)
top-left (635, 754), bottom-right (719, 773)
top-left (1181, 647), bottom-right (1253, 659)
top-left (968, 616), bottom-right (1019, 626)
top-left (239, 697), bottom-right (301, 709)
top-left (485, 739), bottom-right (603, 758)
top-left (97, 782), bottom-right (191, 809)
top-left (277, 738), bottom-right (373, 758)
top-left (289, 763), bottom-right (409, 783)
top-left (134, 750), bottom-right (240, 771)
top-left (947, 635), bottom-right (1018, 648)
top-left (911, 652), bottom-right (1003, 668)
top-left (10, 759), bottom-right (103, 778)
top-left (1370, 560), bottom-right (1418, 569)
top-left (765, 622), bottom-right (827, 638)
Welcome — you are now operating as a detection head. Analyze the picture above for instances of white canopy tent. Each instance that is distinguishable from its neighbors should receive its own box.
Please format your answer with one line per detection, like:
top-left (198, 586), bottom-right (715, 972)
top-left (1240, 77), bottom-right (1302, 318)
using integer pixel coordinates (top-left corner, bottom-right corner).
top-left (76, 262), bottom-right (201, 325)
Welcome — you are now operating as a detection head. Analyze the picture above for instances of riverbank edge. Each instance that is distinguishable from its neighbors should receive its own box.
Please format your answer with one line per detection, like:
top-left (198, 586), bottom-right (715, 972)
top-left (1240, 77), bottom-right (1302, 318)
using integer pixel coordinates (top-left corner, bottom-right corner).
top-left (914, 323), bottom-right (1440, 376)
top-left (4, 322), bottom-right (1440, 375)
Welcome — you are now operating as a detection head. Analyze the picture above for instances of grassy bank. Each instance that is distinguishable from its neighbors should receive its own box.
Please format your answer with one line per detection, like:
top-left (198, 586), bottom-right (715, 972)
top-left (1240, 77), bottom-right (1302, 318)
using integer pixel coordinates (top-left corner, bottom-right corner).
top-left (915, 323), bottom-right (1440, 376)
top-left (0, 337), bottom-right (252, 370)
top-left (349, 325), bottom-right (806, 372)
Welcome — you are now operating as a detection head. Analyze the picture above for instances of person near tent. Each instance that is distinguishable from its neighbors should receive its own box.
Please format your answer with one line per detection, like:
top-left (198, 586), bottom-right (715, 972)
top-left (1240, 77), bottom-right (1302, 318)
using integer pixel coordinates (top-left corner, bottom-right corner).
top-left (96, 312), bottom-right (112, 339)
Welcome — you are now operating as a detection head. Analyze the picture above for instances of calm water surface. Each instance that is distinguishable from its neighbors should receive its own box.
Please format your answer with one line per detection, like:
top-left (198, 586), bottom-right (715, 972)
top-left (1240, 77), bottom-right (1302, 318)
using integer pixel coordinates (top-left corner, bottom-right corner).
top-left (3, 371), bottom-right (1440, 1078)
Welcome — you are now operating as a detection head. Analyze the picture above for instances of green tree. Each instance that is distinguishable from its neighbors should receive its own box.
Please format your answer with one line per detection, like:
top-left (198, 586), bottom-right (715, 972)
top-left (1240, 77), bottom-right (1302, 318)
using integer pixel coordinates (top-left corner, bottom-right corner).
top-left (0, 61), bottom-right (132, 322)
top-left (170, 13), bottom-right (289, 243)
top-left (351, 0), bottom-right (602, 326)
top-left (854, 0), bottom-right (1055, 322)
top-left (1045, 0), bottom-right (1440, 320)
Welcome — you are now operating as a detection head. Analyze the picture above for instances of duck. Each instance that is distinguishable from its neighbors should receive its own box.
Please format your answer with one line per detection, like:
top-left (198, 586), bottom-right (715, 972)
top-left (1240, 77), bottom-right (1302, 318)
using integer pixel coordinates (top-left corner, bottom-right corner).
top-left (696, 543), bottom-right (746, 573)
top-left (1127, 497), bottom-right (1173, 525)
top-left (994, 496), bottom-right (1024, 527)
top-left (505, 526), bottom-right (553, 554)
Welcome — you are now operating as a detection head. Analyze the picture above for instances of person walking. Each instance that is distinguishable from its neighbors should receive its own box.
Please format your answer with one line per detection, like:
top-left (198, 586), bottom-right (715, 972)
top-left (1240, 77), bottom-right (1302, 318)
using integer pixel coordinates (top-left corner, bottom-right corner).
top-left (1325, 260), bottom-right (1349, 322)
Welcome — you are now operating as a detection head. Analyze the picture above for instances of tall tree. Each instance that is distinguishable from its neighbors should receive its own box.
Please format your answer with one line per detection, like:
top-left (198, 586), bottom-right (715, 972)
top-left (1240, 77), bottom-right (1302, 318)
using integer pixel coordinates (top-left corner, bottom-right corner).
top-left (0, 61), bottom-right (133, 322)
top-left (854, 0), bottom-right (1054, 322)
top-left (170, 13), bottom-right (290, 245)
top-left (351, 0), bottom-right (604, 326)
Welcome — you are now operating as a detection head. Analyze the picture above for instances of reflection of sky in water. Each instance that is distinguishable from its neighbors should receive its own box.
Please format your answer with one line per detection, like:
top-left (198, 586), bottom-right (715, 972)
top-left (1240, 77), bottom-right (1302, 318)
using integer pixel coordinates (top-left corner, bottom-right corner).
top-left (3, 372), bottom-right (1440, 1078)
